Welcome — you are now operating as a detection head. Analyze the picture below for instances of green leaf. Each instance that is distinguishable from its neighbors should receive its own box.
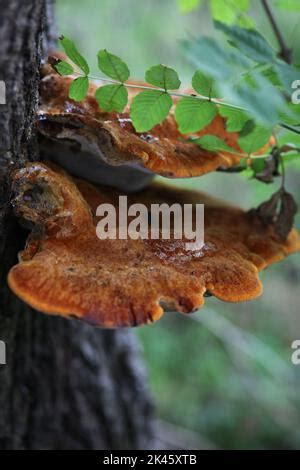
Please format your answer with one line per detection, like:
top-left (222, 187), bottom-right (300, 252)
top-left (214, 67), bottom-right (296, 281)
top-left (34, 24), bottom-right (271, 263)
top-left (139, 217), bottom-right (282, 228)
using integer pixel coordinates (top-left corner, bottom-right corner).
top-left (260, 64), bottom-right (283, 87)
top-left (183, 33), bottom-right (285, 128)
top-left (215, 21), bottom-right (276, 63)
top-left (251, 157), bottom-right (267, 175)
top-left (182, 36), bottom-right (252, 82)
top-left (192, 135), bottom-right (238, 153)
top-left (55, 60), bottom-right (74, 76)
top-left (177, 0), bottom-right (202, 13)
top-left (95, 84), bottom-right (128, 112)
top-left (283, 152), bottom-right (300, 162)
top-left (237, 13), bottom-right (255, 29)
top-left (279, 144), bottom-right (300, 171)
top-left (68, 77), bottom-right (89, 102)
top-left (192, 71), bottom-right (218, 97)
top-left (238, 121), bottom-right (272, 154)
top-left (219, 107), bottom-right (250, 132)
top-left (283, 153), bottom-right (300, 173)
top-left (280, 150), bottom-right (300, 172)
top-left (130, 90), bottom-right (172, 132)
top-left (274, 0), bottom-right (300, 10)
top-left (280, 103), bottom-right (300, 126)
top-left (59, 36), bottom-right (89, 75)
top-left (221, 72), bottom-right (285, 127)
top-left (275, 61), bottom-right (300, 92)
top-left (175, 98), bottom-right (217, 133)
top-left (211, 0), bottom-right (249, 25)
top-left (97, 49), bottom-right (130, 82)
top-left (145, 65), bottom-right (181, 90)
top-left (277, 129), bottom-right (300, 148)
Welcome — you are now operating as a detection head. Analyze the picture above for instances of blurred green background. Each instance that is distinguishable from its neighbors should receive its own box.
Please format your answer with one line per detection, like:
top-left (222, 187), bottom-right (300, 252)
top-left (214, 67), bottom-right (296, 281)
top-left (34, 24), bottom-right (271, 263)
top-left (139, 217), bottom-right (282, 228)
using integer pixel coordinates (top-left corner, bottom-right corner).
top-left (56, 0), bottom-right (300, 449)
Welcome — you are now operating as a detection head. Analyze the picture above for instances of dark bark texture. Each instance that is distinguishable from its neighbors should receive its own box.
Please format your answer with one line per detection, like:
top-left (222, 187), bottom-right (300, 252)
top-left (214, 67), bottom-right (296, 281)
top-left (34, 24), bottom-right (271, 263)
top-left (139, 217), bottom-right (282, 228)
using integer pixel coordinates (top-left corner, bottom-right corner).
top-left (0, 0), bottom-right (155, 450)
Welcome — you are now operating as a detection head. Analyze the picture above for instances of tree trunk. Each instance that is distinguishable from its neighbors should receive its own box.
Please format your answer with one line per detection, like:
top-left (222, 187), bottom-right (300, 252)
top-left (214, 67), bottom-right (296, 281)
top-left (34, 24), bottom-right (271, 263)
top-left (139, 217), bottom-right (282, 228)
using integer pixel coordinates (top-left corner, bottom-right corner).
top-left (0, 0), bottom-right (155, 450)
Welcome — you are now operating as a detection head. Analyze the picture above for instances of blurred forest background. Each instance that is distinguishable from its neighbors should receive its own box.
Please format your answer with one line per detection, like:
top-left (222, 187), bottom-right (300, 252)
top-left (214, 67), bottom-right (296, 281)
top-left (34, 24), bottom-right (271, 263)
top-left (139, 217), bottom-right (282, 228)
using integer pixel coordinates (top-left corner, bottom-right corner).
top-left (56, 0), bottom-right (300, 449)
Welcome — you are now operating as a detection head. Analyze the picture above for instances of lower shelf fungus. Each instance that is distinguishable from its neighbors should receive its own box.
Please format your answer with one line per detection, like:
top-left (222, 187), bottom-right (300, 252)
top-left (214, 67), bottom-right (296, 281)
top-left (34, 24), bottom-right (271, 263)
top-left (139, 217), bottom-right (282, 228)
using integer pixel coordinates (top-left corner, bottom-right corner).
top-left (7, 162), bottom-right (300, 328)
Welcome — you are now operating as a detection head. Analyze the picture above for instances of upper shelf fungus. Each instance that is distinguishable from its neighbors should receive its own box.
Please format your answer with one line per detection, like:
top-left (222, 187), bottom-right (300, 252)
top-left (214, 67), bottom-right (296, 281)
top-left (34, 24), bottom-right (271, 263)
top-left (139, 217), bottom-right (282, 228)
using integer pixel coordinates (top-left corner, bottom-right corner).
top-left (37, 71), bottom-right (272, 190)
top-left (7, 163), bottom-right (300, 328)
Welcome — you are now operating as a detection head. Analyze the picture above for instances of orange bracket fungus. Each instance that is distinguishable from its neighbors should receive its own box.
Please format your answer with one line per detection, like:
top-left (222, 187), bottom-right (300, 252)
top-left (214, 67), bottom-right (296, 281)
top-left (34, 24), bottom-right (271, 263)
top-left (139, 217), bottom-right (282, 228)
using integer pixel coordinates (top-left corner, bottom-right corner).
top-left (8, 163), bottom-right (300, 328)
top-left (37, 71), bottom-right (271, 191)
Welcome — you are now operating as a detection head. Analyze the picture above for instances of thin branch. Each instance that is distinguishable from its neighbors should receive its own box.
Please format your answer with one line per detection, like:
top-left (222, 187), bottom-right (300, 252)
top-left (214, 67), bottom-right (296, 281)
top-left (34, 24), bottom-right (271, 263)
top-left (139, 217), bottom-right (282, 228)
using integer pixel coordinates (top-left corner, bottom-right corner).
top-left (279, 153), bottom-right (286, 189)
top-left (279, 123), bottom-right (300, 135)
top-left (83, 73), bottom-right (246, 111)
top-left (261, 0), bottom-right (292, 64)
top-left (56, 65), bottom-right (299, 136)
top-left (85, 74), bottom-right (300, 135)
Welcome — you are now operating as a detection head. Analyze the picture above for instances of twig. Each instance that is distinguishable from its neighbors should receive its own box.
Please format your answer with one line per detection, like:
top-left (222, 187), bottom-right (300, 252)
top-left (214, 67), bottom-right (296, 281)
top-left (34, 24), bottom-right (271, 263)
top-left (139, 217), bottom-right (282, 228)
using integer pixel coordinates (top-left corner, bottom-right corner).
top-left (83, 73), bottom-right (247, 111)
top-left (64, 69), bottom-right (300, 136)
top-left (261, 0), bottom-right (292, 64)
top-left (279, 153), bottom-right (286, 189)
top-left (279, 123), bottom-right (300, 135)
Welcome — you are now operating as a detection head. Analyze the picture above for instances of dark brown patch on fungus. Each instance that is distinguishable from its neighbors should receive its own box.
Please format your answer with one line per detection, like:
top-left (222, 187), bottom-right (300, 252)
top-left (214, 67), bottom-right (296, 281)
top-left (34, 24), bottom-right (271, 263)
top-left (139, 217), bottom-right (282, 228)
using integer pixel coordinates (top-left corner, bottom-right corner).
top-left (7, 163), bottom-right (300, 328)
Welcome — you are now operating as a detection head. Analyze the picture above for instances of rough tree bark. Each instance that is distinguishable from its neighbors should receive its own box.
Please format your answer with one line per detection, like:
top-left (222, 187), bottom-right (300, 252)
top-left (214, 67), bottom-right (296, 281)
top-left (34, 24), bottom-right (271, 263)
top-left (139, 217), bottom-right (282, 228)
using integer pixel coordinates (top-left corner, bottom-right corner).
top-left (0, 0), bottom-right (155, 450)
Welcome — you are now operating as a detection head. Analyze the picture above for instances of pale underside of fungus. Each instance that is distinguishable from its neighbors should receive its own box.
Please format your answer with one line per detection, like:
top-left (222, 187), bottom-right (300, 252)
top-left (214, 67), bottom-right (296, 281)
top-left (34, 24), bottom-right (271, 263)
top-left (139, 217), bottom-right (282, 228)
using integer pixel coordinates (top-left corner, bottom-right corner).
top-left (8, 163), bottom-right (300, 328)
top-left (37, 72), bottom-right (272, 192)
